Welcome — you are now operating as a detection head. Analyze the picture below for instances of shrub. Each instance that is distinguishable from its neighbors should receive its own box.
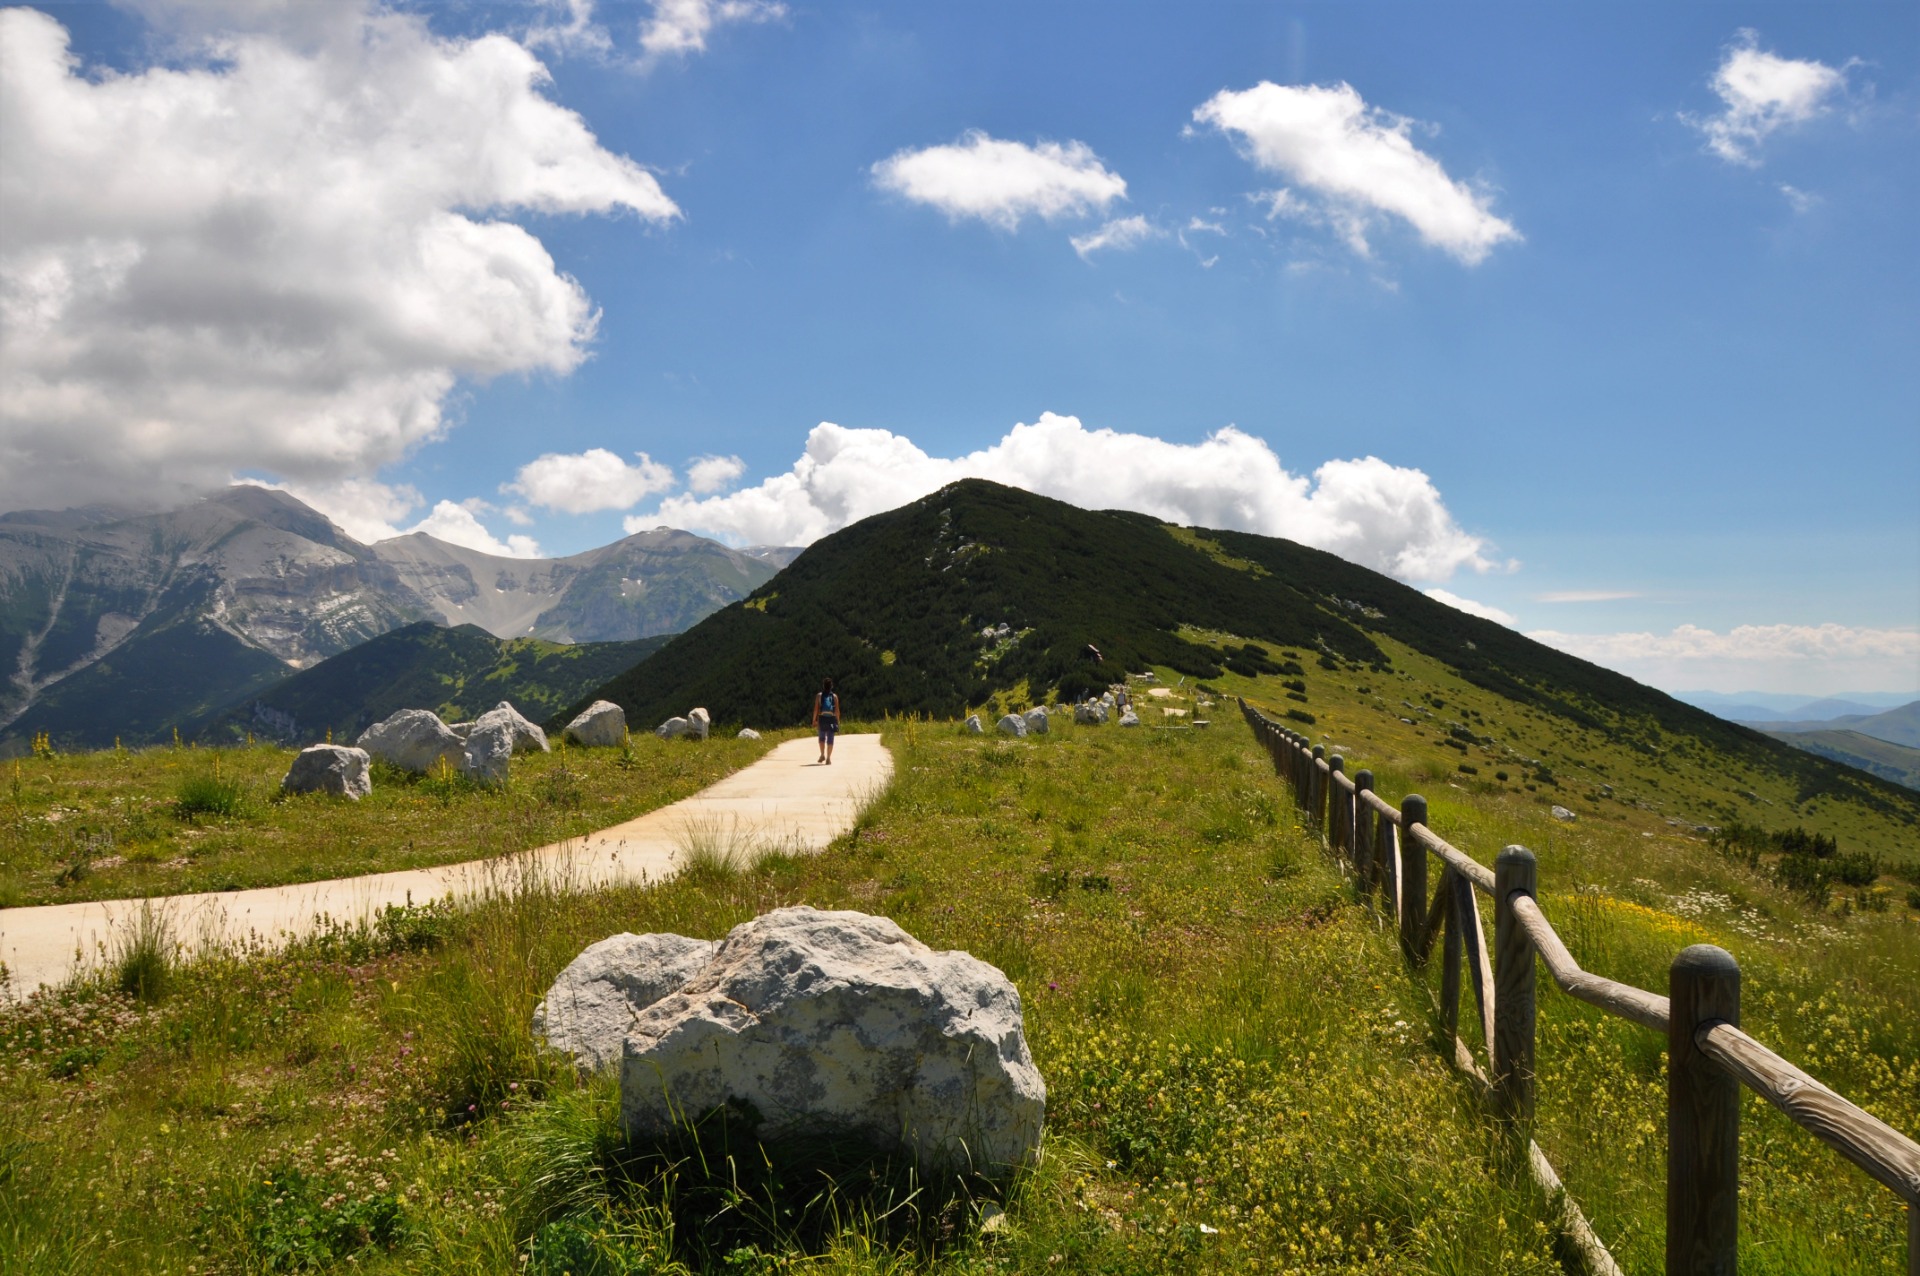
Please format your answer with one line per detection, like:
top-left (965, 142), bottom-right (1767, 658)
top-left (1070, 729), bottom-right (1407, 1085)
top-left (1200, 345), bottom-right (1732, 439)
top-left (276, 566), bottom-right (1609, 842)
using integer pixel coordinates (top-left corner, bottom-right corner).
top-left (1908, 887), bottom-right (1920, 911)
top-left (112, 901), bottom-right (173, 1003)
top-left (1284, 709), bottom-right (1316, 725)
top-left (1457, 763), bottom-right (1478, 775)
top-left (1494, 771), bottom-right (1509, 782)
top-left (174, 772), bottom-right (245, 819)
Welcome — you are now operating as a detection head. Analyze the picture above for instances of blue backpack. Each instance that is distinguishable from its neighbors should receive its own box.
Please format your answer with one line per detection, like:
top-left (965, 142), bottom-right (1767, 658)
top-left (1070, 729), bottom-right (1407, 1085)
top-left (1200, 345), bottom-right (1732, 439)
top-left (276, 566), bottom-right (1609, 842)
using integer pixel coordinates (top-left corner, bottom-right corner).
top-left (821, 692), bottom-right (837, 717)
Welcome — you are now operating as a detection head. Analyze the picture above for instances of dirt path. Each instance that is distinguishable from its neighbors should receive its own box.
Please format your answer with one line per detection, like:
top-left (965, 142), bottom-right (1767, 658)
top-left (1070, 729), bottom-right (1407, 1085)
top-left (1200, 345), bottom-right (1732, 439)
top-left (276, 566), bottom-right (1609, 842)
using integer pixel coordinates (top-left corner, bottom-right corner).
top-left (0, 734), bottom-right (891, 1000)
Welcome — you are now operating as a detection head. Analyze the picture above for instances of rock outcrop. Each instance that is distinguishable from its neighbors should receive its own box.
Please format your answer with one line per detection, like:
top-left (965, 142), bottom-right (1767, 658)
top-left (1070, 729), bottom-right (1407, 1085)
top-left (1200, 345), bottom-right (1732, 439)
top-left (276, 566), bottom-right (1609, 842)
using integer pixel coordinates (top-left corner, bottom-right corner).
top-left (620, 907), bottom-right (1044, 1174)
top-left (356, 708), bottom-right (462, 773)
top-left (564, 700), bottom-right (627, 748)
top-left (533, 933), bottom-right (721, 1074)
top-left (281, 744), bottom-right (372, 799)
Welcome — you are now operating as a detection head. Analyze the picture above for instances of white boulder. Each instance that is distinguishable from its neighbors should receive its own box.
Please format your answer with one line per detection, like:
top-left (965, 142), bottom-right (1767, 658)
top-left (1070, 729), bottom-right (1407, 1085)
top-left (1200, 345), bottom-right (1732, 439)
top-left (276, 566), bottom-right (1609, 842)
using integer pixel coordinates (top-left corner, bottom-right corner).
top-left (564, 700), bottom-right (627, 748)
top-left (461, 723), bottom-right (515, 784)
top-left (657, 717), bottom-right (692, 739)
top-left (621, 907), bottom-right (1044, 1174)
top-left (281, 745), bottom-right (371, 799)
top-left (996, 713), bottom-right (1027, 738)
top-left (356, 709), bottom-right (462, 774)
top-left (737, 727), bottom-right (762, 740)
top-left (688, 707), bottom-right (711, 740)
top-left (534, 933), bottom-right (721, 1075)
top-left (1551, 805), bottom-right (1577, 822)
top-left (1074, 703), bottom-right (1108, 726)
top-left (964, 714), bottom-right (983, 734)
top-left (446, 721), bottom-right (474, 741)
top-left (473, 701), bottom-right (549, 754)
top-left (1022, 707), bottom-right (1049, 735)
top-left (1118, 710), bottom-right (1141, 727)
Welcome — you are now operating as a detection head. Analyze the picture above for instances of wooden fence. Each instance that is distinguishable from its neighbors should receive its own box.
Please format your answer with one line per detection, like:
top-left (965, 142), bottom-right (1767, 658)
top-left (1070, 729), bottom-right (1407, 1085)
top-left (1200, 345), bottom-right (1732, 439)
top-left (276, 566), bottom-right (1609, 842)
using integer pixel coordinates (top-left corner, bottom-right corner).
top-left (1237, 698), bottom-right (1920, 1276)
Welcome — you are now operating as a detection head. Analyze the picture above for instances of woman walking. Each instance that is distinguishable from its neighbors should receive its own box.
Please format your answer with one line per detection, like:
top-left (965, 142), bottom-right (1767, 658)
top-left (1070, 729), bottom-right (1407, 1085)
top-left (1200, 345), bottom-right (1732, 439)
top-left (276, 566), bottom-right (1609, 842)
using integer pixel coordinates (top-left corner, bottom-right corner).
top-left (812, 677), bottom-right (842, 765)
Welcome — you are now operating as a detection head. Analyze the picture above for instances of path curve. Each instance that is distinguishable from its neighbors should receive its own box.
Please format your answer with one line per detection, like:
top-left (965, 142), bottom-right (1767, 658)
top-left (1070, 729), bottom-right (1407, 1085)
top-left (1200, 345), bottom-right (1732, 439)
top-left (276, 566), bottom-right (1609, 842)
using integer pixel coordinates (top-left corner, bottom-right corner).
top-left (0, 734), bottom-right (891, 1000)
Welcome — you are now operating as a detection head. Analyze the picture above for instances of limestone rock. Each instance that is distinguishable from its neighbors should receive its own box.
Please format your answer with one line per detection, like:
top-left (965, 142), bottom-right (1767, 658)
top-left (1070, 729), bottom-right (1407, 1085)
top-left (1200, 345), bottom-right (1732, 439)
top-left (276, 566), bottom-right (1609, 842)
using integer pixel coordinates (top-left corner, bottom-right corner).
top-left (1551, 805), bottom-right (1577, 822)
top-left (446, 721), bottom-right (474, 741)
top-left (1118, 710), bottom-right (1141, 727)
top-left (356, 708), bottom-right (462, 774)
top-left (534, 933), bottom-right (721, 1075)
top-left (473, 701), bottom-right (550, 754)
top-left (688, 707), bottom-right (711, 740)
top-left (996, 713), bottom-right (1027, 738)
top-left (461, 722), bottom-right (515, 784)
top-left (1073, 703), bottom-right (1108, 726)
top-left (1022, 707), bottom-right (1049, 735)
top-left (964, 714), bottom-right (983, 734)
top-left (657, 717), bottom-right (691, 739)
top-left (564, 700), bottom-right (627, 748)
top-left (621, 906), bottom-right (1044, 1174)
top-left (281, 744), bottom-right (371, 799)
top-left (737, 727), bottom-right (762, 740)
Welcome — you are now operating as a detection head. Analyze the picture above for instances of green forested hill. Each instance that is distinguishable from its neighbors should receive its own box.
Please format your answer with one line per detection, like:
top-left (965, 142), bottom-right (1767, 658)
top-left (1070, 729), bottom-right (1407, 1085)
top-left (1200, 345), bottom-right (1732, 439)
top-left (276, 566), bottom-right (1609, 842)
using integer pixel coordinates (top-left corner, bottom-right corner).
top-left (203, 622), bottom-right (671, 746)
top-left (580, 479), bottom-right (1920, 843)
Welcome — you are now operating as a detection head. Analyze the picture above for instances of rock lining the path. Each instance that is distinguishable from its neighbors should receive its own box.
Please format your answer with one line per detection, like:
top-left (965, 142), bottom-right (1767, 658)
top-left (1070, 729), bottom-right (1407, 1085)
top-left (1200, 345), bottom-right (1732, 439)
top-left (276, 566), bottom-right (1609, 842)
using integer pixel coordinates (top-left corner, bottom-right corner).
top-left (281, 744), bottom-right (371, 799)
top-left (357, 709), bottom-right (462, 773)
top-left (564, 700), bottom-right (627, 748)
top-left (617, 906), bottom-right (1044, 1174)
top-left (534, 933), bottom-right (721, 1075)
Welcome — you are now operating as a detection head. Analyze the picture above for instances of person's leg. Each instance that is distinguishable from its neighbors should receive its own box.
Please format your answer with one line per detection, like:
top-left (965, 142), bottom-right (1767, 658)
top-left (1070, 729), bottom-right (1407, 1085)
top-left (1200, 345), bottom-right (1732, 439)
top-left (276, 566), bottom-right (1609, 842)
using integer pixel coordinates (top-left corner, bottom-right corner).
top-left (825, 722), bottom-right (836, 763)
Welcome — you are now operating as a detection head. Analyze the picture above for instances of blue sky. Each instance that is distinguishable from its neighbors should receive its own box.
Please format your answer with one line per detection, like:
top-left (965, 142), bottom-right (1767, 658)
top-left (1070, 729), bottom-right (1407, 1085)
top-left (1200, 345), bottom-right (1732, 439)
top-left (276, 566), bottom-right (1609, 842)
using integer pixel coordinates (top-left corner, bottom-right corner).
top-left (2, 1), bottom-right (1915, 694)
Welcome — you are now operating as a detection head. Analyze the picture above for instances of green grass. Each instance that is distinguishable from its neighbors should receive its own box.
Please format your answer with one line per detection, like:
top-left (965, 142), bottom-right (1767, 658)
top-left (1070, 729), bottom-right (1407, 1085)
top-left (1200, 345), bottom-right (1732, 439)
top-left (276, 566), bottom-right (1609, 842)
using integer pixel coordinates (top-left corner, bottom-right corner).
top-left (0, 732), bottom-right (782, 907)
top-left (0, 694), bottom-right (1913, 1274)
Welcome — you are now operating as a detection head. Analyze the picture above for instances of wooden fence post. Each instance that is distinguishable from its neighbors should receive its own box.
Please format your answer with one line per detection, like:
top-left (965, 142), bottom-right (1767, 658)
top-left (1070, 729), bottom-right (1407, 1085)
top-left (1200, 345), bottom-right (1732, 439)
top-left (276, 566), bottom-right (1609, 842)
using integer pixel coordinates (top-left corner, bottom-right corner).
top-left (1310, 746), bottom-right (1328, 838)
top-left (1353, 770), bottom-right (1374, 894)
top-left (1440, 868), bottom-right (1462, 1041)
top-left (1669, 944), bottom-right (1740, 1276)
top-left (1494, 846), bottom-right (1538, 1133)
top-left (1328, 755), bottom-right (1346, 857)
top-left (1400, 795), bottom-right (1429, 962)
top-left (1380, 812), bottom-right (1400, 921)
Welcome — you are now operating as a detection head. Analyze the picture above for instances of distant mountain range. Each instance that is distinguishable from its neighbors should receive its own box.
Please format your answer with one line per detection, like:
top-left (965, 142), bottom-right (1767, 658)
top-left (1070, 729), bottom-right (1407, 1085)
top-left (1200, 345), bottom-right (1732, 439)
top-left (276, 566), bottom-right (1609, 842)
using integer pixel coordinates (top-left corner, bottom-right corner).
top-left (0, 487), bottom-right (790, 749)
top-left (1678, 689), bottom-right (1920, 724)
top-left (1739, 700), bottom-right (1920, 748)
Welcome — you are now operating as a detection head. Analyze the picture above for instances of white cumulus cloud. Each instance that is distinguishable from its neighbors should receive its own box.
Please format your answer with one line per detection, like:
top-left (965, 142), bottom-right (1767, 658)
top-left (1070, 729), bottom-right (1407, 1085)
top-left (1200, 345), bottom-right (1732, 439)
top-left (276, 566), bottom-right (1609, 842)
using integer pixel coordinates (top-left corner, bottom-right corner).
top-left (871, 132), bottom-right (1128, 230)
top-left (407, 499), bottom-right (543, 558)
top-left (1525, 623), bottom-right (1920, 696)
top-left (626, 413), bottom-right (1500, 581)
top-left (640, 0), bottom-right (785, 60)
top-left (0, 3), bottom-right (677, 514)
top-left (1194, 81), bottom-right (1519, 265)
top-left (1424, 589), bottom-right (1516, 627)
top-left (686, 454), bottom-right (747, 494)
top-left (505, 449), bottom-right (676, 513)
top-left (1071, 215), bottom-right (1161, 261)
top-left (1690, 31), bottom-right (1848, 166)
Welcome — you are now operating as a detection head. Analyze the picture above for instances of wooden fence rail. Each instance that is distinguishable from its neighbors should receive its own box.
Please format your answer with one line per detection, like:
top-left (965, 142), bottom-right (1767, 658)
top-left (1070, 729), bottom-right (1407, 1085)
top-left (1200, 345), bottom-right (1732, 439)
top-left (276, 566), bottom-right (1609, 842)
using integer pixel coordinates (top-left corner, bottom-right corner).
top-left (1237, 698), bottom-right (1920, 1276)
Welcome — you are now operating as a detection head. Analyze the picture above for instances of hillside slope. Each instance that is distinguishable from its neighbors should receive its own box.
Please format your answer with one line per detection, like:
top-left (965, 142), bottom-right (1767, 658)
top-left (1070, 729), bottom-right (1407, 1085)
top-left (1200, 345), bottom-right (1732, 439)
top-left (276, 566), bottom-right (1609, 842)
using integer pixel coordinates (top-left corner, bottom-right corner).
top-left (580, 479), bottom-right (1920, 856)
top-left (201, 622), bottom-right (671, 746)
top-left (1744, 700), bottom-right (1920, 748)
top-left (1760, 728), bottom-right (1920, 792)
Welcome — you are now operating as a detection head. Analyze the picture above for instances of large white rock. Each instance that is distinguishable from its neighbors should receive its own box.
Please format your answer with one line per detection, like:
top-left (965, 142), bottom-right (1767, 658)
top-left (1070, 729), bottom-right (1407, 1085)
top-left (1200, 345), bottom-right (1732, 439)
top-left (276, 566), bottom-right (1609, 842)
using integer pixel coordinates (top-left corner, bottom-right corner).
top-left (534, 933), bottom-right (720, 1074)
top-left (657, 716), bottom-right (692, 739)
top-left (1073, 703), bottom-right (1108, 726)
top-left (996, 713), bottom-right (1026, 738)
top-left (356, 709), bottom-right (462, 773)
top-left (737, 727), bottom-right (762, 740)
top-left (964, 715), bottom-right (983, 735)
top-left (688, 707), bottom-right (711, 740)
top-left (1118, 710), bottom-right (1141, 727)
top-left (621, 907), bottom-right (1044, 1175)
top-left (564, 700), bottom-right (627, 748)
top-left (461, 723), bottom-right (515, 784)
top-left (473, 701), bottom-right (549, 754)
top-left (281, 744), bottom-right (371, 799)
top-left (1022, 707), bottom-right (1049, 735)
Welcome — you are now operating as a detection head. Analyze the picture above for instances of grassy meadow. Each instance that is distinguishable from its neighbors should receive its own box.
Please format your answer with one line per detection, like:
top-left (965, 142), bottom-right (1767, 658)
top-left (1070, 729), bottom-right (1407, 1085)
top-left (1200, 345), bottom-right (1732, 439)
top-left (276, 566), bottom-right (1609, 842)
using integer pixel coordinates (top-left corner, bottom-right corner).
top-left (0, 665), bottom-right (1915, 1273)
top-left (0, 731), bottom-right (779, 908)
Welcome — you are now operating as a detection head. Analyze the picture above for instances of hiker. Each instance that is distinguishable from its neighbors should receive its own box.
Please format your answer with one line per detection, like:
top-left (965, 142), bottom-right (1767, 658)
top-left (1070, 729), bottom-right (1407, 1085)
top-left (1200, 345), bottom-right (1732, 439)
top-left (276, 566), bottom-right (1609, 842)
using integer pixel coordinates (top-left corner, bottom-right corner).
top-left (812, 677), bottom-right (842, 764)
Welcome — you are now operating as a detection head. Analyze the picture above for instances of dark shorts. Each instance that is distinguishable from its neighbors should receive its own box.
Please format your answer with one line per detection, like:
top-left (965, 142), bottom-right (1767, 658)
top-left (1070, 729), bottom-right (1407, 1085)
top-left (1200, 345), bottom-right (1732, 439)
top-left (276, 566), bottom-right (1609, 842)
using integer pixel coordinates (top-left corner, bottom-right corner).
top-left (818, 718), bottom-right (838, 744)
